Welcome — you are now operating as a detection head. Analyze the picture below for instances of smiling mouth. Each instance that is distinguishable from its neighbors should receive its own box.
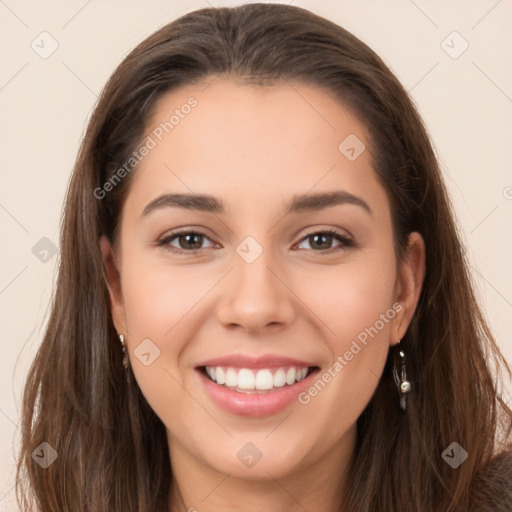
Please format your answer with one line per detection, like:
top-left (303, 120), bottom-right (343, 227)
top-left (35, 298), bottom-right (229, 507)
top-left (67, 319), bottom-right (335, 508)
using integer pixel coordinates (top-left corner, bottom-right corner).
top-left (198, 365), bottom-right (319, 393)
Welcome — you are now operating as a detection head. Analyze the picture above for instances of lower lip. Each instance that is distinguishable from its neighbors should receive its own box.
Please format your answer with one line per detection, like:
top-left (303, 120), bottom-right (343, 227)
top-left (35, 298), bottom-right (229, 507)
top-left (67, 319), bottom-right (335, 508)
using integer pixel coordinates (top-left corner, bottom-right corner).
top-left (197, 368), bottom-right (318, 417)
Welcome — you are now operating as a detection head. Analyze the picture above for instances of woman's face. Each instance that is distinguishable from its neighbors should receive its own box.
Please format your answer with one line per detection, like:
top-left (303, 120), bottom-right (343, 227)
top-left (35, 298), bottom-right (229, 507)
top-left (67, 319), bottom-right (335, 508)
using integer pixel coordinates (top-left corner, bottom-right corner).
top-left (102, 79), bottom-right (424, 485)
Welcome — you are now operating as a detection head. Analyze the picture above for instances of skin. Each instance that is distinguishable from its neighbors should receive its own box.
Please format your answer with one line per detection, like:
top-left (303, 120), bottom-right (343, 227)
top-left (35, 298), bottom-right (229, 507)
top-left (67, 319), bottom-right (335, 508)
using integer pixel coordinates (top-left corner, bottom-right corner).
top-left (101, 78), bottom-right (425, 512)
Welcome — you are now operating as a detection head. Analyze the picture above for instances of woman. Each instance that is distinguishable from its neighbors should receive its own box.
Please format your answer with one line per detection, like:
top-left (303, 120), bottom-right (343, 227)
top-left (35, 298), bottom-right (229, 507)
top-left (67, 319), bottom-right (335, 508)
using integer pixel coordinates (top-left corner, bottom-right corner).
top-left (16, 3), bottom-right (512, 511)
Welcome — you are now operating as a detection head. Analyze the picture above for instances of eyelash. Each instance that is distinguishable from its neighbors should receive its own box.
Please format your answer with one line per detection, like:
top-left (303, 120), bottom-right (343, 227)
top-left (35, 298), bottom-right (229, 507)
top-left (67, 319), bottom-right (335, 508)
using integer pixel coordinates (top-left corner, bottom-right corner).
top-left (156, 228), bottom-right (354, 255)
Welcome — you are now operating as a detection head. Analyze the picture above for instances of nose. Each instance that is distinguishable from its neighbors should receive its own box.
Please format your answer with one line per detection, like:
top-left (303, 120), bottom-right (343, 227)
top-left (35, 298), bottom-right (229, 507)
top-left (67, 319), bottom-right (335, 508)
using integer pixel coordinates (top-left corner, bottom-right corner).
top-left (215, 244), bottom-right (296, 334)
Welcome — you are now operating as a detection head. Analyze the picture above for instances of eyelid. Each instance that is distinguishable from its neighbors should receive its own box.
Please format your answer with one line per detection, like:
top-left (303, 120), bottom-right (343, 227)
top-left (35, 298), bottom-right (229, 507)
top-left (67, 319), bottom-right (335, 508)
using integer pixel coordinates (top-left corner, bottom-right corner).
top-left (299, 226), bottom-right (352, 242)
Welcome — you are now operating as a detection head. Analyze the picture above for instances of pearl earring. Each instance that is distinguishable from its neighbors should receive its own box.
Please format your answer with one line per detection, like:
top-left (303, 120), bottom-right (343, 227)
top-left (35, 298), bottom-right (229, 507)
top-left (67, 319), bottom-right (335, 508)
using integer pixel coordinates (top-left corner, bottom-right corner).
top-left (119, 334), bottom-right (129, 371)
top-left (393, 339), bottom-right (411, 411)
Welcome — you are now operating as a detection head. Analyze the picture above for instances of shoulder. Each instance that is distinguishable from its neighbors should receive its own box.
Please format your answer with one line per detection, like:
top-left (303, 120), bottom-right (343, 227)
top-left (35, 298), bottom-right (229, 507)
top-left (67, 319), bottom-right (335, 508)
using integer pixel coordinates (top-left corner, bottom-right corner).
top-left (469, 449), bottom-right (512, 512)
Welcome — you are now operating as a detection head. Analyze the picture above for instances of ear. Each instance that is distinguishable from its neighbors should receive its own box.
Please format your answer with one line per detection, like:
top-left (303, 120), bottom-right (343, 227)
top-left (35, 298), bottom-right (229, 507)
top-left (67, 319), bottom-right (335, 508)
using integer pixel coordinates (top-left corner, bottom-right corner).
top-left (391, 232), bottom-right (426, 345)
top-left (100, 235), bottom-right (126, 334)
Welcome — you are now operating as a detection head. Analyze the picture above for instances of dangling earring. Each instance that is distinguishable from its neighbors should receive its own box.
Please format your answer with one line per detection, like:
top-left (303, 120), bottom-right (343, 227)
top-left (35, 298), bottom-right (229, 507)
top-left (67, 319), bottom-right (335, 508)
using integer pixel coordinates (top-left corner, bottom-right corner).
top-left (393, 340), bottom-right (411, 411)
top-left (119, 334), bottom-right (129, 372)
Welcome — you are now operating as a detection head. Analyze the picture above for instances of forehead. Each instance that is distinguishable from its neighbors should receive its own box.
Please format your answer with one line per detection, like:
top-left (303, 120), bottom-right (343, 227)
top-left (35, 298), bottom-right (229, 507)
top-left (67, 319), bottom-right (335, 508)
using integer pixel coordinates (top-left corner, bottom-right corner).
top-left (124, 78), bottom-right (388, 220)
top-left (146, 78), bottom-right (369, 165)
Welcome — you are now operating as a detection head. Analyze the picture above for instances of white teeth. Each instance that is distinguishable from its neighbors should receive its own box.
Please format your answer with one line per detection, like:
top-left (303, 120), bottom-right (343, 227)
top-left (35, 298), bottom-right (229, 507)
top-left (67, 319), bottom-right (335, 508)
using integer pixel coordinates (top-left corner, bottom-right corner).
top-left (238, 369), bottom-right (255, 390)
top-left (225, 368), bottom-right (238, 387)
top-left (204, 365), bottom-right (311, 391)
top-left (286, 368), bottom-right (296, 385)
top-left (273, 368), bottom-right (286, 387)
top-left (255, 369), bottom-right (273, 390)
top-left (216, 367), bottom-right (225, 385)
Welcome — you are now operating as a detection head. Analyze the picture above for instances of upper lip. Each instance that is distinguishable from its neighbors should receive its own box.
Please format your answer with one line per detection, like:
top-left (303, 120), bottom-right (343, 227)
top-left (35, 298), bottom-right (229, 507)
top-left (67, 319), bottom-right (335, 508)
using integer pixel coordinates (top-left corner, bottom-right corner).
top-left (196, 354), bottom-right (316, 369)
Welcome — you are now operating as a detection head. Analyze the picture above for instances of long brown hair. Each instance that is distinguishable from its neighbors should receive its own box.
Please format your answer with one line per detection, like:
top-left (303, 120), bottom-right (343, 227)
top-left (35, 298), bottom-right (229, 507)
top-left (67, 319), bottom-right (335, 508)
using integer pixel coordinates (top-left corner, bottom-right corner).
top-left (16, 4), bottom-right (512, 511)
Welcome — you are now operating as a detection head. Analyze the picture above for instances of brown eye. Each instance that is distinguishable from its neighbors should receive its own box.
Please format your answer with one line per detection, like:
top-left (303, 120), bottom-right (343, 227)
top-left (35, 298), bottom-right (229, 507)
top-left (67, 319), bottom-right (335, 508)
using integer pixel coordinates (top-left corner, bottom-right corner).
top-left (309, 233), bottom-right (335, 250)
top-left (158, 230), bottom-right (215, 253)
top-left (296, 229), bottom-right (353, 254)
top-left (176, 233), bottom-right (204, 250)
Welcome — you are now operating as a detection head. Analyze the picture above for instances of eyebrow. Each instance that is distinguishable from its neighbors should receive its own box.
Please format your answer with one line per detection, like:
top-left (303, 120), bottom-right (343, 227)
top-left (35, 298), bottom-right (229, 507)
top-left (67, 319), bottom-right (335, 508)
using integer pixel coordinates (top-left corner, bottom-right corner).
top-left (141, 190), bottom-right (372, 217)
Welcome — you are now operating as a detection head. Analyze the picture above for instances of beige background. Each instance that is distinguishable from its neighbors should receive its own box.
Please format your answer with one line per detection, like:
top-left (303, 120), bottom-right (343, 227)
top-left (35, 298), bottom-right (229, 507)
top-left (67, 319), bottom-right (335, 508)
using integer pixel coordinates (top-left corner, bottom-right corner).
top-left (1, 0), bottom-right (511, 507)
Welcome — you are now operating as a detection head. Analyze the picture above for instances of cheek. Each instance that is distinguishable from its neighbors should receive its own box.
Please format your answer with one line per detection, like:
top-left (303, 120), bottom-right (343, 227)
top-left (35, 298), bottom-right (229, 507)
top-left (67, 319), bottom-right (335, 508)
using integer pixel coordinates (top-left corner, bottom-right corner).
top-left (118, 252), bottom-right (228, 405)
top-left (117, 255), bottom-right (208, 422)
top-left (120, 255), bottom-right (212, 340)
top-left (301, 250), bottom-right (397, 347)
top-left (295, 251), bottom-right (397, 416)
top-left (117, 253), bottom-right (204, 390)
